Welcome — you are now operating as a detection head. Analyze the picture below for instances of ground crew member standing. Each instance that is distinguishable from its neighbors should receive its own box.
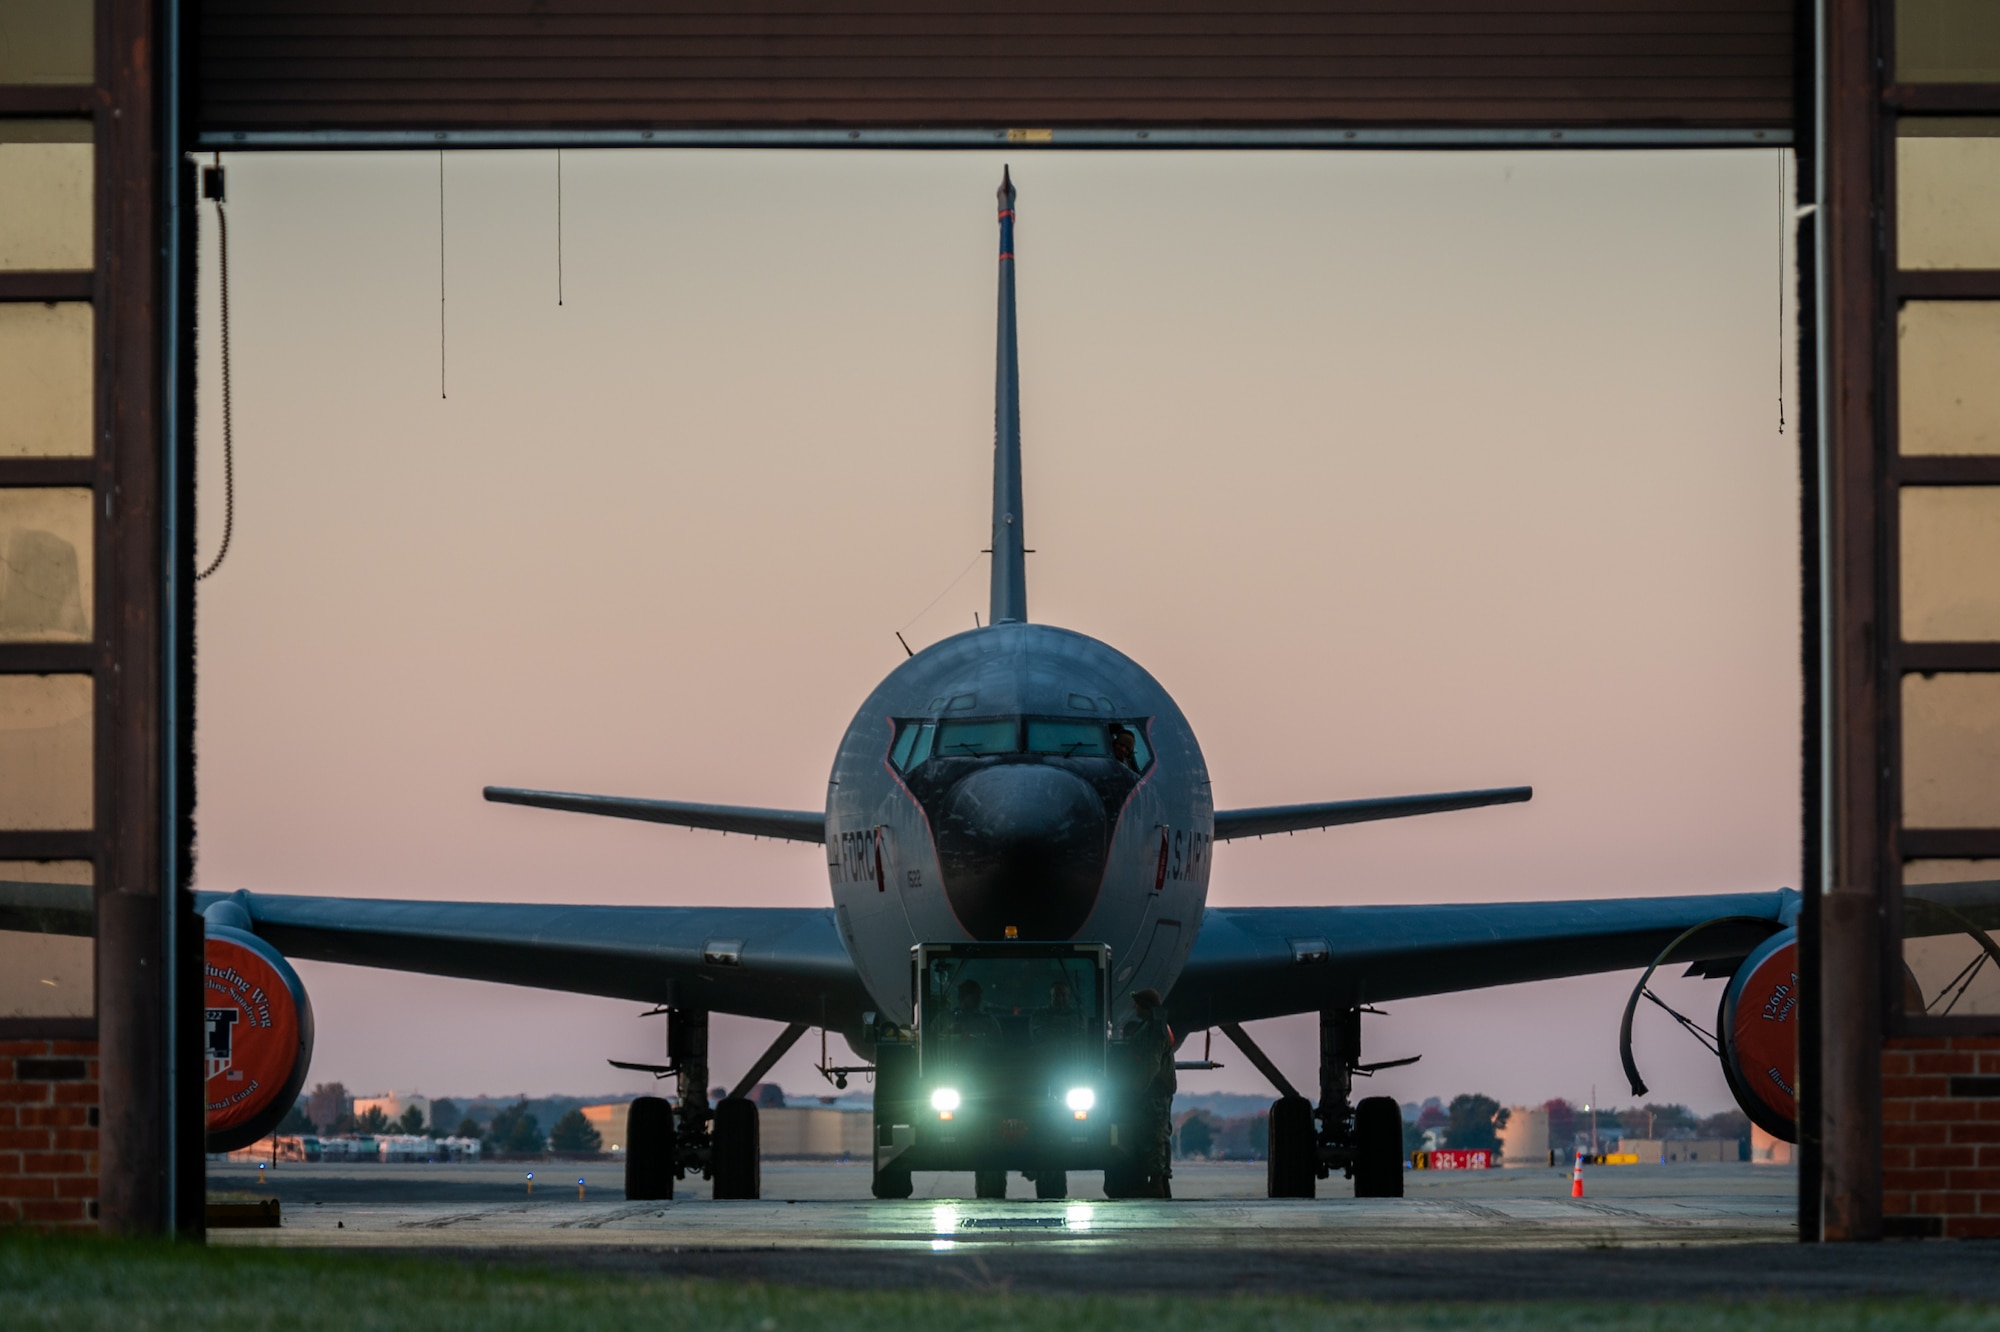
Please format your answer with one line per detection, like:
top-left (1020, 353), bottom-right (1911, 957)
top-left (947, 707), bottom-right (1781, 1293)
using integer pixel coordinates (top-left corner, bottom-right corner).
top-left (1129, 988), bottom-right (1177, 1197)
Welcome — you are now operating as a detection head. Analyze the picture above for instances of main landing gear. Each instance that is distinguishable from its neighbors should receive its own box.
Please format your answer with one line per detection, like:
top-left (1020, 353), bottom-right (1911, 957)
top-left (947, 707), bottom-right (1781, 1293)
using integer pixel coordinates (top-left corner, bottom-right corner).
top-left (1224, 1007), bottom-right (1413, 1199)
top-left (619, 1008), bottom-right (806, 1201)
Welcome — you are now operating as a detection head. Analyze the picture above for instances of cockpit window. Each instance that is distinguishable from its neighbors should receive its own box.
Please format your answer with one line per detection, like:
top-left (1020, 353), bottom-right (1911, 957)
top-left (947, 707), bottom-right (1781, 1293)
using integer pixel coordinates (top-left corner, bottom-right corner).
top-left (934, 718), bottom-right (1020, 758)
top-left (890, 716), bottom-right (1152, 772)
top-left (1026, 719), bottom-right (1108, 758)
top-left (1109, 723), bottom-right (1151, 772)
top-left (889, 720), bottom-right (932, 770)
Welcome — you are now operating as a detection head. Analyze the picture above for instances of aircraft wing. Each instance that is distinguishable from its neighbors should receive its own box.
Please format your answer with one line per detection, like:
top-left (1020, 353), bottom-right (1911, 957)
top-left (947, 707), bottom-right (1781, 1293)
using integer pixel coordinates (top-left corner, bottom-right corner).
top-left (189, 890), bottom-right (870, 1030)
top-left (1212, 787), bottom-right (1531, 840)
top-left (1168, 889), bottom-right (1800, 1029)
top-left (482, 787), bottom-right (825, 843)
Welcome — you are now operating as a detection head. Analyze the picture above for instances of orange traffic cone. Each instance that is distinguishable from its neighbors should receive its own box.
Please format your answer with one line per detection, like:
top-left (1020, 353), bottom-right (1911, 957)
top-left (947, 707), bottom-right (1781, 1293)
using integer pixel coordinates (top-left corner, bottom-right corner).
top-left (1570, 1152), bottom-right (1585, 1198)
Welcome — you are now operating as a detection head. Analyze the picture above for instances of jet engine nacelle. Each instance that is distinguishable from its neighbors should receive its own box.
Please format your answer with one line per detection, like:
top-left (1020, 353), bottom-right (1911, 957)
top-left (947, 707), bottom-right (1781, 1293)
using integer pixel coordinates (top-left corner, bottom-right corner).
top-left (203, 917), bottom-right (315, 1152)
top-left (1717, 927), bottom-right (1799, 1143)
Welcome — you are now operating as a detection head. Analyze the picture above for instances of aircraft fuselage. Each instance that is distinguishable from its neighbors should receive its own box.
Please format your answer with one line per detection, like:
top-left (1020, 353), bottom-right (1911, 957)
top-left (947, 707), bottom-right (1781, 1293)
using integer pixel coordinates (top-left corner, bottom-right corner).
top-left (826, 621), bottom-right (1212, 1027)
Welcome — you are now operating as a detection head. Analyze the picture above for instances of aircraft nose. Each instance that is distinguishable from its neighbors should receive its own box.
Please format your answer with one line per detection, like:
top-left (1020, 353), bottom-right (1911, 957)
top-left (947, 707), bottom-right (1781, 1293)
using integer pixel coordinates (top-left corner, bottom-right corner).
top-left (935, 764), bottom-right (1107, 941)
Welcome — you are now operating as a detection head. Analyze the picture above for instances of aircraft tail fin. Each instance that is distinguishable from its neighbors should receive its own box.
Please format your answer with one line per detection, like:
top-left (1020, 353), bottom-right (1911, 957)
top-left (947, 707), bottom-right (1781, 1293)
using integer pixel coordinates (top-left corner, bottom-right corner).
top-left (989, 166), bottom-right (1027, 625)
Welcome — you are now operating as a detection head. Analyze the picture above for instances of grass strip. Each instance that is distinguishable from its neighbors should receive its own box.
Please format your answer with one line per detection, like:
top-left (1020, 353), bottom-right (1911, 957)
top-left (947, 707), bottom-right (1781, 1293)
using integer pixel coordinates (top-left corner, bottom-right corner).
top-left (4, 1230), bottom-right (1999, 1332)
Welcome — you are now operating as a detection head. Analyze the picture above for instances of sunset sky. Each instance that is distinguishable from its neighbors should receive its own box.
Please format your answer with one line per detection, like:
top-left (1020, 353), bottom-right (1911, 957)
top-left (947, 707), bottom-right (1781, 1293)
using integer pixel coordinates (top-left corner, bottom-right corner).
top-left (188, 147), bottom-right (1800, 1116)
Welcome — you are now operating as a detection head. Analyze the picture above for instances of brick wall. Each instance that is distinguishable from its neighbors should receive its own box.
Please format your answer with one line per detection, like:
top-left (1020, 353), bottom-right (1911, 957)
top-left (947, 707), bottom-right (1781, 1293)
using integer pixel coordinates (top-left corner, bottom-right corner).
top-left (0, 1039), bottom-right (100, 1226)
top-left (1883, 1036), bottom-right (2000, 1239)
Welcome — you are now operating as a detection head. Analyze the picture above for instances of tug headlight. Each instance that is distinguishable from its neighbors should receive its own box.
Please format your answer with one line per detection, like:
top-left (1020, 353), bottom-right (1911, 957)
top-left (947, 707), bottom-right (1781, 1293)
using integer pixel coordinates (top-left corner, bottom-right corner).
top-left (1065, 1087), bottom-right (1096, 1114)
top-left (930, 1087), bottom-right (961, 1113)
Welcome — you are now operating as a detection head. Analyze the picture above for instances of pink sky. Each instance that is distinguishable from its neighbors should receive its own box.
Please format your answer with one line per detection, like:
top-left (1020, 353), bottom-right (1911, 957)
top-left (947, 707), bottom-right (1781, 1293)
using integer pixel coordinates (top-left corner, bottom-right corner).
top-left (189, 148), bottom-right (1799, 1115)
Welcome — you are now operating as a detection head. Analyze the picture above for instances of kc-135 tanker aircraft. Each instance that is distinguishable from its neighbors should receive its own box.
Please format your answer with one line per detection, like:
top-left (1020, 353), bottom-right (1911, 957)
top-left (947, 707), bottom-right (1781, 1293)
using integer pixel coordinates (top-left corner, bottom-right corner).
top-left (12, 168), bottom-right (1836, 1203)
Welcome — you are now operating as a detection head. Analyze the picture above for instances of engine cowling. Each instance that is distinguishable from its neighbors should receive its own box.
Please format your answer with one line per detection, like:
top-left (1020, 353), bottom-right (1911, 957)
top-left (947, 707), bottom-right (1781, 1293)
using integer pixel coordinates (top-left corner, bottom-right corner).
top-left (204, 922), bottom-right (315, 1152)
top-left (1717, 927), bottom-right (1798, 1143)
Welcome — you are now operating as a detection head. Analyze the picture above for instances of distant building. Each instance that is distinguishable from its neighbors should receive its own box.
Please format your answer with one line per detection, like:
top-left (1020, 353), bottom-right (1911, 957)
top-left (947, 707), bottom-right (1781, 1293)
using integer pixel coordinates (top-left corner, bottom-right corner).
top-left (761, 1106), bottom-right (870, 1158)
top-left (1618, 1138), bottom-right (1744, 1163)
top-left (580, 1103), bottom-right (629, 1151)
top-left (215, 1134), bottom-right (482, 1164)
top-left (315, 1136), bottom-right (379, 1162)
top-left (377, 1134), bottom-right (437, 1162)
top-left (1499, 1105), bottom-right (1549, 1164)
top-left (577, 1100), bottom-right (867, 1158)
top-left (352, 1092), bottom-right (430, 1126)
top-left (1750, 1125), bottom-right (1794, 1164)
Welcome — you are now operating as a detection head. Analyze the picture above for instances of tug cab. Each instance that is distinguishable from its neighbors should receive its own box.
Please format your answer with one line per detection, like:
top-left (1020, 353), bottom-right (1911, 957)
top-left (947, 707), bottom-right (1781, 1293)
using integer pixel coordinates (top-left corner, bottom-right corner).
top-left (869, 941), bottom-right (1128, 1199)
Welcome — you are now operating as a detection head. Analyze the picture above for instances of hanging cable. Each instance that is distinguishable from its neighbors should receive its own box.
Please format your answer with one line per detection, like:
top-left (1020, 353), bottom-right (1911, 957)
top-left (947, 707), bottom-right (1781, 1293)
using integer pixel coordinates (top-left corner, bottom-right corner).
top-left (197, 161), bottom-right (235, 582)
top-left (896, 550), bottom-right (985, 640)
top-left (556, 148), bottom-right (564, 307)
top-left (1777, 148), bottom-right (1786, 435)
top-left (439, 150), bottom-right (448, 399)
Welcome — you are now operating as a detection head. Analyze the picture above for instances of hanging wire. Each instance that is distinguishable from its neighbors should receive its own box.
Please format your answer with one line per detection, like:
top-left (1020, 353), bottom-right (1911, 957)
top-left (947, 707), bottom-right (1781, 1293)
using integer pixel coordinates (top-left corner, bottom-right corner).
top-left (897, 550), bottom-right (986, 638)
top-left (439, 150), bottom-right (448, 399)
top-left (556, 149), bottom-right (564, 307)
top-left (1777, 148), bottom-right (1786, 435)
top-left (197, 177), bottom-right (235, 581)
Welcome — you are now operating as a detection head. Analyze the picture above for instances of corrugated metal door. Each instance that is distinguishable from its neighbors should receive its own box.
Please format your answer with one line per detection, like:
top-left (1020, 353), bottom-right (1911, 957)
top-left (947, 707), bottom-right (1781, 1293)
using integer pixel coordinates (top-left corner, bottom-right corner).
top-left (196, 0), bottom-right (1794, 134)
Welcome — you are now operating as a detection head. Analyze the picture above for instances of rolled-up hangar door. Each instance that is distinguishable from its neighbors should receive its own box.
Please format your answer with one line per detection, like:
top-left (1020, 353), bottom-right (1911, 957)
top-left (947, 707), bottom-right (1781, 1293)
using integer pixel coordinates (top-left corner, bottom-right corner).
top-left (193, 0), bottom-right (1794, 145)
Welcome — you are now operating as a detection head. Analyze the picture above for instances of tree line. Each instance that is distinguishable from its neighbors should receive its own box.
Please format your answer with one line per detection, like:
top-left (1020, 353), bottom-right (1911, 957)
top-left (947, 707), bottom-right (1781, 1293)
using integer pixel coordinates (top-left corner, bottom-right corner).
top-left (279, 1082), bottom-right (604, 1155)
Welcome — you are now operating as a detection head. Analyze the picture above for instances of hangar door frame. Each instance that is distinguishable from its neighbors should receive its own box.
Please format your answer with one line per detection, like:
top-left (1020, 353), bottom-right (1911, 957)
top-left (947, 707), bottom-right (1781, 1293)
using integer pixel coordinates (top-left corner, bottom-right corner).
top-left (0, 0), bottom-right (1845, 1237)
top-left (169, 0), bottom-right (1831, 1235)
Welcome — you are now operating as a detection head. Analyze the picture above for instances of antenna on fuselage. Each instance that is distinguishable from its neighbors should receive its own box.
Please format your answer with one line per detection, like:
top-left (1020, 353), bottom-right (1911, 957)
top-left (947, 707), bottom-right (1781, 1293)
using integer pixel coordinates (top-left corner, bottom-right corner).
top-left (989, 166), bottom-right (1027, 627)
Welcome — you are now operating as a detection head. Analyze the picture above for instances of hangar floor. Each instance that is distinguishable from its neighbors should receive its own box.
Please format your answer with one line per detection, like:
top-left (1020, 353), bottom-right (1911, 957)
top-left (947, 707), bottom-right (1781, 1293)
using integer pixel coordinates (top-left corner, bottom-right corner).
top-left (206, 1161), bottom-right (1792, 1251)
top-left (201, 1161), bottom-right (2000, 1301)
top-left (209, 1158), bottom-right (1794, 1240)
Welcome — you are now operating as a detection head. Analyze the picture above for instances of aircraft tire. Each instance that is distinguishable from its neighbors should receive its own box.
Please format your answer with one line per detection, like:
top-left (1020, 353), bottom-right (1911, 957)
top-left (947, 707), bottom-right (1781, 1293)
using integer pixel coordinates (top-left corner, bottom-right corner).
top-left (623, 1096), bottom-right (676, 1201)
top-left (1352, 1096), bottom-right (1405, 1199)
top-left (1033, 1170), bottom-right (1067, 1200)
top-left (974, 1168), bottom-right (1009, 1199)
top-left (1102, 1160), bottom-right (1141, 1198)
top-left (711, 1097), bottom-right (761, 1200)
top-left (872, 1167), bottom-right (913, 1199)
top-left (1267, 1095), bottom-right (1316, 1198)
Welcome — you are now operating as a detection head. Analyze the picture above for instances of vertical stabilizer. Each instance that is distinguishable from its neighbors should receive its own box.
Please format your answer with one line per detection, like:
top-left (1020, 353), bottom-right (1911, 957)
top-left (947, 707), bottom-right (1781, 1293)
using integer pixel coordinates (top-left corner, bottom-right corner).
top-left (989, 166), bottom-right (1027, 625)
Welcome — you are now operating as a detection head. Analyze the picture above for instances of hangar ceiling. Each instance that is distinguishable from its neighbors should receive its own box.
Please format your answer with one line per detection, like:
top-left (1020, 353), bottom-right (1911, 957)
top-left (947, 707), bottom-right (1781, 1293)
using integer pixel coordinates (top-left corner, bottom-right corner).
top-left (195, 0), bottom-right (1797, 142)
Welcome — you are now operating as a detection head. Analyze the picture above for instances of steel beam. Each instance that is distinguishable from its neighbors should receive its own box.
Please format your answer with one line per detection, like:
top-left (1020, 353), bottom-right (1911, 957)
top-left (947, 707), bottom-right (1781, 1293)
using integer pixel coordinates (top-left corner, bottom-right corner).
top-left (195, 127), bottom-right (1794, 153)
top-left (0, 272), bottom-right (93, 301)
top-left (1817, 0), bottom-right (1884, 1244)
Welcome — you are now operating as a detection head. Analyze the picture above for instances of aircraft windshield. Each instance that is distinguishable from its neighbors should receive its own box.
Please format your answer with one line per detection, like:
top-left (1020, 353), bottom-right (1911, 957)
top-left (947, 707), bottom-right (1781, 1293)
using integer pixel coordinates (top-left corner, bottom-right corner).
top-left (921, 951), bottom-right (1104, 1075)
top-left (890, 716), bottom-right (1152, 772)
top-left (1025, 719), bottom-right (1106, 757)
top-left (889, 721), bottom-right (934, 770)
top-left (933, 718), bottom-right (1020, 758)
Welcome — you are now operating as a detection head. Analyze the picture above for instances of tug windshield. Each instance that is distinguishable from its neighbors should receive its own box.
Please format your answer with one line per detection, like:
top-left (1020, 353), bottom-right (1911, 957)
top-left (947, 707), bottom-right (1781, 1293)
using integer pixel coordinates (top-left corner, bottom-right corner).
top-left (920, 949), bottom-right (1105, 1077)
